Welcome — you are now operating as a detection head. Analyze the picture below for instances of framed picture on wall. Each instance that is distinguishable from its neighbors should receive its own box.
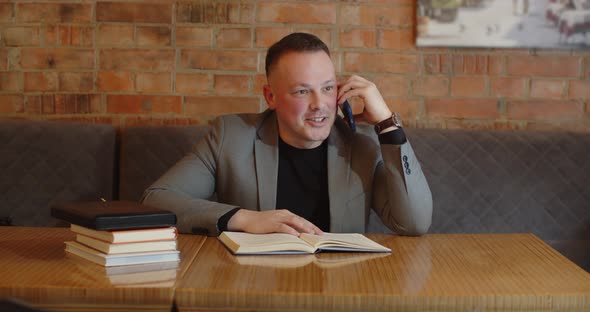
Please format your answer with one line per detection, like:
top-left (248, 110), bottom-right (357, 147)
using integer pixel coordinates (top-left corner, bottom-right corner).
top-left (416, 0), bottom-right (590, 49)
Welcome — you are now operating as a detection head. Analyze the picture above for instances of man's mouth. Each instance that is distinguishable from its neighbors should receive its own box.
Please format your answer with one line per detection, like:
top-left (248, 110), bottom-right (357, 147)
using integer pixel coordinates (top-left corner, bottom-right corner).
top-left (307, 117), bottom-right (327, 122)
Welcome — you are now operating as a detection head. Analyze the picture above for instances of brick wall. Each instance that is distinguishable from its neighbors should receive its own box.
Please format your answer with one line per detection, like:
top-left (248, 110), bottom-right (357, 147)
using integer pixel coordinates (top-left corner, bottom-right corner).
top-left (0, 0), bottom-right (588, 131)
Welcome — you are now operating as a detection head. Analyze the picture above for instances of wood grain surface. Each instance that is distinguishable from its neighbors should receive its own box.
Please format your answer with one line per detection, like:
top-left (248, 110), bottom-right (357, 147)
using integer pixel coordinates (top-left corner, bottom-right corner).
top-left (176, 233), bottom-right (590, 312)
top-left (0, 227), bottom-right (206, 312)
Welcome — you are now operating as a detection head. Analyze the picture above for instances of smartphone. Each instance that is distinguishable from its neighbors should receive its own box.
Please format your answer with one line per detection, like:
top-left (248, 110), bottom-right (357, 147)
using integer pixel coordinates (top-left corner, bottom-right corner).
top-left (340, 99), bottom-right (356, 132)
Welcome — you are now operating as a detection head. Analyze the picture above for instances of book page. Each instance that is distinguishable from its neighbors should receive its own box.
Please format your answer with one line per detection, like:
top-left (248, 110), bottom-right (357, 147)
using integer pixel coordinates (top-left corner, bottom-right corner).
top-left (299, 233), bottom-right (391, 252)
top-left (219, 232), bottom-right (315, 254)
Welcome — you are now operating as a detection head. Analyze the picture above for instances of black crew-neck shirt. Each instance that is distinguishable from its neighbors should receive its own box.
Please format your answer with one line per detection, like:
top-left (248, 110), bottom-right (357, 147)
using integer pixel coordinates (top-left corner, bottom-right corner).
top-left (276, 137), bottom-right (330, 232)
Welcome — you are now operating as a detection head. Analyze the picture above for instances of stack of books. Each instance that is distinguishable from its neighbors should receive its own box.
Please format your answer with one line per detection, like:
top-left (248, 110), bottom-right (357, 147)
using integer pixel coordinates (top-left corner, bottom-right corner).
top-left (51, 201), bottom-right (180, 267)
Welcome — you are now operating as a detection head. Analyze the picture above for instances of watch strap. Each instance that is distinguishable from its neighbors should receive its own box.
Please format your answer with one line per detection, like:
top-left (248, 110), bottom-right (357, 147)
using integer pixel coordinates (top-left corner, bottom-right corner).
top-left (374, 112), bottom-right (402, 134)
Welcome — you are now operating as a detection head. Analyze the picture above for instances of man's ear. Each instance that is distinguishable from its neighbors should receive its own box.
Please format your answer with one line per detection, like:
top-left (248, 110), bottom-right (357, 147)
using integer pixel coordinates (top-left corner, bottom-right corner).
top-left (263, 84), bottom-right (277, 110)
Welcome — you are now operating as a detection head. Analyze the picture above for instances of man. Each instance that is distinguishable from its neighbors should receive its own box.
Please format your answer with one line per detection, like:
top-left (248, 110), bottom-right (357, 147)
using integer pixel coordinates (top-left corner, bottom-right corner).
top-left (142, 33), bottom-right (432, 236)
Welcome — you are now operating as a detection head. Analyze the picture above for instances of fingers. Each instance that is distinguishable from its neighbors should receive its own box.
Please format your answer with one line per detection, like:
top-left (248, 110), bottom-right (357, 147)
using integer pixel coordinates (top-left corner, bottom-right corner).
top-left (337, 75), bottom-right (391, 124)
top-left (276, 210), bottom-right (323, 236)
top-left (227, 209), bottom-right (323, 236)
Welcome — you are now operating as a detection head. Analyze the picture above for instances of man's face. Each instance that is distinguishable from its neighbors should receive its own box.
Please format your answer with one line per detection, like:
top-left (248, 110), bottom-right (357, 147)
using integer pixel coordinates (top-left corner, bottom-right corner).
top-left (264, 51), bottom-right (337, 149)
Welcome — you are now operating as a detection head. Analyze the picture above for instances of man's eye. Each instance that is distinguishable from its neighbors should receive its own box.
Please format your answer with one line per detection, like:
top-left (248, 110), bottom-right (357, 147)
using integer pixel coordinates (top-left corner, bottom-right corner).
top-left (324, 86), bottom-right (334, 92)
top-left (295, 89), bottom-right (308, 95)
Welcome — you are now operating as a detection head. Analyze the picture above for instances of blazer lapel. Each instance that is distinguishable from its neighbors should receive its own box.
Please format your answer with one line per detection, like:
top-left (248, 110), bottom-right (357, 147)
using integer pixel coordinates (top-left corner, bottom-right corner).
top-left (254, 112), bottom-right (279, 211)
top-left (327, 121), bottom-right (352, 232)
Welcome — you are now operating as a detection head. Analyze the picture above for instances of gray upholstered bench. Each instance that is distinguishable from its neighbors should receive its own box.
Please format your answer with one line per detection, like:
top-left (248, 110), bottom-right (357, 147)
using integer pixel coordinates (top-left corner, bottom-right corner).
top-left (0, 119), bottom-right (116, 227)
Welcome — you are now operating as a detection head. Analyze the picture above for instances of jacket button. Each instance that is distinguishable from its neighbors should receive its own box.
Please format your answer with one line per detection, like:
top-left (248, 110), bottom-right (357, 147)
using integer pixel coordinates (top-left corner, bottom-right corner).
top-left (402, 155), bottom-right (408, 162)
top-left (405, 168), bottom-right (411, 175)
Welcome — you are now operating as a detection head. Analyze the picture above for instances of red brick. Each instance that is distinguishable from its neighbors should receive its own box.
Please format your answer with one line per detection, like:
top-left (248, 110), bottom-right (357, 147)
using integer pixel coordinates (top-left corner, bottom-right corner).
top-left (20, 48), bottom-right (94, 70)
top-left (0, 72), bottom-right (20, 91)
top-left (258, 2), bottom-right (335, 24)
top-left (377, 29), bottom-right (414, 50)
top-left (340, 29), bottom-right (375, 48)
top-left (58, 26), bottom-right (93, 47)
top-left (489, 55), bottom-right (504, 75)
top-left (2, 27), bottom-right (40, 46)
top-left (123, 116), bottom-right (200, 127)
top-left (214, 75), bottom-right (250, 95)
top-left (185, 96), bottom-right (260, 115)
top-left (26, 95), bottom-right (55, 114)
top-left (372, 75), bottom-right (407, 97)
top-left (585, 57), bottom-right (590, 78)
top-left (344, 53), bottom-right (418, 74)
top-left (97, 71), bottom-right (134, 92)
top-left (137, 72), bottom-right (171, 93)
top-left (177, 1), bottom-right (245, 24)
top-left (42, 26), bottom-right (57, 46)
top-left (568, 80), bottom-right (590, 99)
top-left (412, 76), bottom-right (449, 97)
top-left (0, 3), bottom-right (12, 23)
top-left (530, 79), bottom-right (564, 99)
top-left (451, 76), bottom-right (487, 97)
top-left (255, 27), bottom-right (292, 48)
top-left (176, 27), bottom-right (212, 47)
top-left (490, 77), bottom-right (525, 98)
top-left (52, 116), bottom-right (116, 126)
top-left (453, 55), bottom-right (489, 75)
top-left (0, 95), bottom-right (23, 113)
top-left (341, 4), bottom-right (413, 27)
top-left (217, 28), bottom-right (251, 49)
top-left (97, 25), bottom-right (134, 46)
top-left (180, 50), bottom-right (257, 71)
top-left (422, 53), bottom-right (452, 75)
top-left (97, 2), bottom-right (171, 23)
top-left (175, 73), bottom-right (210, 95)
top-left (426, 98), bottom-right (499, 119)
top-left (0, 49), bottom-right (7, 70)
top-left (27, 94), bottom-right (101, 114)
top-left (507, 100), bottom-right (584, 120)
top-left (59, 72), bottom-right (94, 92)
top-left (138, 26), bottom-right (171, 47)
top-left (384, 97), bottom-right (419, 120)
top-left (422, 54), bottom-right (440, 74)
top-left (52, 94), bottom-right (101, 114)
top-left (16, 3), bottom-right (91, 23)
top-left (24, 72), bottom-right (58, 91)
top-left (507, 56), bottom-right (581, 77)
top-left (107, 95), bottom-right (181, 114)
top-left (100, 49), bottom-right (174, 71)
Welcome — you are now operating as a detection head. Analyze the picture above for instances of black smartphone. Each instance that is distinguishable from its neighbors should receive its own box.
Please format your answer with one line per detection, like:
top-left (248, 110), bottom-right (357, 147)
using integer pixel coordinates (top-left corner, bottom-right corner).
top-left (340, 100), bottom-right (356, 132)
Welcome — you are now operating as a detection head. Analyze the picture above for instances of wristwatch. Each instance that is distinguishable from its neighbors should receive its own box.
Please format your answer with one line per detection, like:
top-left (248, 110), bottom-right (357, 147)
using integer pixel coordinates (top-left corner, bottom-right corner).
top-left (374, 112), bottom-right (402, 134)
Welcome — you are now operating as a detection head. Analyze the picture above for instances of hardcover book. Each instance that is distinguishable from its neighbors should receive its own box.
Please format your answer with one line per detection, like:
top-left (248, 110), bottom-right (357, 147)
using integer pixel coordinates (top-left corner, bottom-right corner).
top-left (65, 241), bottom-right (180, 267)
top-left (76, 234), bottom-right (177, 254)
top-left (51, 200), bottom-right (176, 230)
top-left (218, 232), bottom-right (391, 255)
top-left (70, 224), bottom-right (177, 244)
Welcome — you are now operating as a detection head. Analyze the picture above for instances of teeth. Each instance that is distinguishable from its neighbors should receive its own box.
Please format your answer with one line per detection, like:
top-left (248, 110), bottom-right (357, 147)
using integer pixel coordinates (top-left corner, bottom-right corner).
top-left (309, 117), bottom-right (325, 122)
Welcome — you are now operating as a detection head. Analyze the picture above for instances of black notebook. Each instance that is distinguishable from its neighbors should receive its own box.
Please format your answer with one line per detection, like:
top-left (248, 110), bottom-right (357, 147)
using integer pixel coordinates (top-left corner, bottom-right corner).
top-left (51, 200), bottom-right (177, 230)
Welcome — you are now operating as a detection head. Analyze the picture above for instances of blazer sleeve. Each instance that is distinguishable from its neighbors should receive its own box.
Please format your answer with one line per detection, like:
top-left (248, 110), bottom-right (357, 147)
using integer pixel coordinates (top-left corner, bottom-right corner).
top-left (141, 117), bottom-right (238, 235)
top-left (372, 139), bottom-right (433, 235)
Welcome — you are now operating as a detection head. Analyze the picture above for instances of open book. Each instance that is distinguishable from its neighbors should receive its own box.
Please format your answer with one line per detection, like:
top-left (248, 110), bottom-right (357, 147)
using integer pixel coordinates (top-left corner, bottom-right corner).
top-left (218, 232), bottom-right (391, 255)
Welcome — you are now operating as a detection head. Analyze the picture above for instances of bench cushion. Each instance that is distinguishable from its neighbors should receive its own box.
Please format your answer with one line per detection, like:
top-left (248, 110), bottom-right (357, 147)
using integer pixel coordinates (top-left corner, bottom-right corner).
top-left (0, 119), bottom-right (116, 227)
top-left (119, 125), bottom-right (210, 202)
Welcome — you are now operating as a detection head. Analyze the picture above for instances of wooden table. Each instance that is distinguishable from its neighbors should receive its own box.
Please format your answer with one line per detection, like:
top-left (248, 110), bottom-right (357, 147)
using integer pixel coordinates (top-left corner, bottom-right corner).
top-left (175, 234), bottom-right (590, 312)
top-left (0, 227), bottom-right (205, 312)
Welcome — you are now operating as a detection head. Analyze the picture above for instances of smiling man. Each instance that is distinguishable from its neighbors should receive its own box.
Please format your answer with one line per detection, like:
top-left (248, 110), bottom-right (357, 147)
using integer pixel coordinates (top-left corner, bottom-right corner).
top-left (142, 33), bottom-right (432, 237)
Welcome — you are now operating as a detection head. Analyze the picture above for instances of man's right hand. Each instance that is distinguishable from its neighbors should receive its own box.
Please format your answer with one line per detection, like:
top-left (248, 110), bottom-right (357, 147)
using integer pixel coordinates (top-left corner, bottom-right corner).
top-left (226, 209), bottom-right (323, 236)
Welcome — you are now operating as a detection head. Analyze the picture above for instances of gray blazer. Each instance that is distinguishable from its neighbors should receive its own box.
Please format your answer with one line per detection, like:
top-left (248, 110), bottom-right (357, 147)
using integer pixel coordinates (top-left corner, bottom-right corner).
top-left (142, 110), bottom-right (432, 236)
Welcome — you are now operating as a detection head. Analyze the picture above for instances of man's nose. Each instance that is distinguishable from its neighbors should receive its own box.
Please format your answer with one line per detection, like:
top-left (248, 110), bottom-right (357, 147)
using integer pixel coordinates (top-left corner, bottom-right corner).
top-left (309, 92), bottom-right (324, 110)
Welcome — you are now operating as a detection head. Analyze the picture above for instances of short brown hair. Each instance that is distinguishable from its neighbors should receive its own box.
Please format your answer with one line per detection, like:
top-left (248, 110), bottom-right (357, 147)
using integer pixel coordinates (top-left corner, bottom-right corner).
top-left (265, 32), bottom-right (330, 78)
